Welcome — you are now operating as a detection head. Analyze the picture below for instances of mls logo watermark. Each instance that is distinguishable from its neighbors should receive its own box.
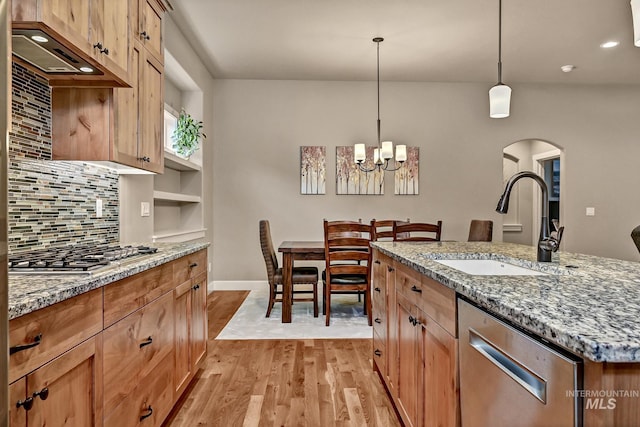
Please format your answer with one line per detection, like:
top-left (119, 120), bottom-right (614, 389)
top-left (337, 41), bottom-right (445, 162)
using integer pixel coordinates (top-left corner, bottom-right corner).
top-left (566, 389), bottom-right (640, 410)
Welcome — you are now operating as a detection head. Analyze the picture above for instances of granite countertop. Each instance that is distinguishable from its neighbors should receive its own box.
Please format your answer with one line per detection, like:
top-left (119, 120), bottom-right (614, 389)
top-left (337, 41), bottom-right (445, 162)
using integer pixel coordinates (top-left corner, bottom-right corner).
top-left (8, 242), bottom-right (210, 320)
top-left (372, 241), bottom-right (640, 363)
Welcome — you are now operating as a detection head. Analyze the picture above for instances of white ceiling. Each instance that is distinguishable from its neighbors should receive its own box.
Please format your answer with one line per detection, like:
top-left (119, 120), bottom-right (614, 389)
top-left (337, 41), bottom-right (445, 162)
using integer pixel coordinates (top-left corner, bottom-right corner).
top-left (168, 0), bottom-right (640, 84)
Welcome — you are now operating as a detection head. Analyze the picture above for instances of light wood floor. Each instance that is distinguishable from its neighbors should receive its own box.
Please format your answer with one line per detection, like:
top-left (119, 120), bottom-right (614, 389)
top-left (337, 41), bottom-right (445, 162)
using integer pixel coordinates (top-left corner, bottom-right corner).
top-left (163, 291), bottom-right (401, 427)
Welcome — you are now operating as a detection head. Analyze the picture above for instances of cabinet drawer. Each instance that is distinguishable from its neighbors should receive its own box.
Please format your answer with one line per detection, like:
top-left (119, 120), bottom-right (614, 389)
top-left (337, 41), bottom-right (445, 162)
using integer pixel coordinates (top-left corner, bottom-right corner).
top-left (173, 250), bottom-right (207, 284)
top-left (103, 292), bottom-right (174, 413)
top-left (9, 289), bottom-right (103, 383)
top-left (418, 276), bottom-right (456, 337)
top-left (373, 330), bottom-right (387, 375)
top-left (104, 261), bottom-right (174, 327)
top-left (395, 263), bottom-right (423, 306)
top-left (104, 351), bottom-right (174, 427)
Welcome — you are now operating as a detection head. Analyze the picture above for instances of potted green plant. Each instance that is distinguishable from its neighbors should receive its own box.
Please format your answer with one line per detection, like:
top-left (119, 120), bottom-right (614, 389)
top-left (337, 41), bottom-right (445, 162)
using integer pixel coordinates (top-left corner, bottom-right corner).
top-left (172, 109), bottom-right (206, 158)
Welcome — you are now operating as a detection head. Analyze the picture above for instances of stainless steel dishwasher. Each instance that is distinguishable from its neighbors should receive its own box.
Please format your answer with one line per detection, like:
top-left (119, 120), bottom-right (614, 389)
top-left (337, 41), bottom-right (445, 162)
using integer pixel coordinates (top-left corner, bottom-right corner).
top-left (458, 299), bottom-right (582, 427)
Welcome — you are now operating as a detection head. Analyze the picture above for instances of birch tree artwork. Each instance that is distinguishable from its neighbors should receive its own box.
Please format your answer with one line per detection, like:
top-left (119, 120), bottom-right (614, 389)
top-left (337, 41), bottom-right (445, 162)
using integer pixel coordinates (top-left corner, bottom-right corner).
top-left (300, 146), bottom-right (326, 194)
top-left (336, 146), bottom-right (384, 195)
top-left (394, 146), bottom-right (419, 195)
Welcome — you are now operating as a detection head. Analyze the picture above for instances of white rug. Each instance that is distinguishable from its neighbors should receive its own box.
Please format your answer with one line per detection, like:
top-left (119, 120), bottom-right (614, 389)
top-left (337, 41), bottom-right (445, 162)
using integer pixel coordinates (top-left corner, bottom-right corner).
top-left (216, 287), bottom-right (373, 340)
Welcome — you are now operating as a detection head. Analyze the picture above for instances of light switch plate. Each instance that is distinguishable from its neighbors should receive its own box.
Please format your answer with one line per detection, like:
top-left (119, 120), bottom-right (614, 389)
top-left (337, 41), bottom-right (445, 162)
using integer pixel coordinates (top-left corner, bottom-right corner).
top-left (586, 207), bottom-right (595, 216)
top-left (141, 202), bottom-right (150, 217)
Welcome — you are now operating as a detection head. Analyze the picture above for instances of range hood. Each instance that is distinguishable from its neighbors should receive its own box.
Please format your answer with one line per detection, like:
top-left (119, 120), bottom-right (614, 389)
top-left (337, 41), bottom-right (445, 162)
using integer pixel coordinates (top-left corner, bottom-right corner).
top-left (12, 29), bottom-right (103, 76)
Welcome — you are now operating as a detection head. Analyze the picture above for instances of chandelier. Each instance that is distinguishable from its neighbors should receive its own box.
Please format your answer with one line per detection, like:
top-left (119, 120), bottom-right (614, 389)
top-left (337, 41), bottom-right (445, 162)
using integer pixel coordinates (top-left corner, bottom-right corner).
top-left (354, 37), bottom-right (406, 172)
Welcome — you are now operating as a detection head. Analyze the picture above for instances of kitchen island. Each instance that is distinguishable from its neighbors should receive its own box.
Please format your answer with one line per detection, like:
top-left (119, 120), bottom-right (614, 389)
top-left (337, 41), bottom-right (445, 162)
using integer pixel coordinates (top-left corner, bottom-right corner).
top-left (371, 241), bottom-right (640, 427)
top-left (8, 242), bottom-right (209, 427)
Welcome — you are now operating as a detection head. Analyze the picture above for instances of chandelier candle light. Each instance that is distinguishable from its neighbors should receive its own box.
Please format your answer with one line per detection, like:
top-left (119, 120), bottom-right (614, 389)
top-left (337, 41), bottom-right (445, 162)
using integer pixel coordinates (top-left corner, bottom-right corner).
top-left (354, 37), bottom-right (407, 172)
top-left (489, 0), bottom-right (512, 118)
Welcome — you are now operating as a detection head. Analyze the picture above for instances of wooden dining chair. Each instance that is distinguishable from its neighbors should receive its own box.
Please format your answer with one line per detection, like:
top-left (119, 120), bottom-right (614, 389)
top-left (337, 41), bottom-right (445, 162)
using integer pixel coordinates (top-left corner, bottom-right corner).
top-left (468, 219), bottom-right (493, 242)
top-left (393, 220), bottom-right (442, 242)
top-left (322, 220), bottom-right (373, 326)
top-left (371, 218), bottom-right (410, 241)
top-left (259, 220), bottom-right (319, 318)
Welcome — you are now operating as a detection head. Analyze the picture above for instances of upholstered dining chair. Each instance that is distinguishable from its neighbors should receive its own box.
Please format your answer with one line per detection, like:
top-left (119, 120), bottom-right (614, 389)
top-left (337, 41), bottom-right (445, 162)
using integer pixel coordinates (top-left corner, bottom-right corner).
top-left (322, 220), bottom-right (373, 326)
top-left (393, 220), bottom-right (442, 242)
top-left (259, 220), bottom-right (319, 318)
top-left (371, 218), bottom-right (410, 241)
top-left (468, 219), bottom-right (493, 242)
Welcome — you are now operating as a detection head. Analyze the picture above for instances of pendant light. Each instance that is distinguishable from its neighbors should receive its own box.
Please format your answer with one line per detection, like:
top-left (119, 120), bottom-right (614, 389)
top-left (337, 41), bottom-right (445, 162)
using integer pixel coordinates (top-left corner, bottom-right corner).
top-left (632, 0), bottom-right (640, 47)
top-left (354, 37), bottom-right (406, 172)
top-left (489, 0), bottom-right (512, 118)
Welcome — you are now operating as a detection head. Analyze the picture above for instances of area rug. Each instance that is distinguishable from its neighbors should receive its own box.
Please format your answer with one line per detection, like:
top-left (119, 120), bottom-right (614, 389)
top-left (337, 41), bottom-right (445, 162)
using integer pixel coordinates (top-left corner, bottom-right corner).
top-left (216, 287), bottom-right (373, 340)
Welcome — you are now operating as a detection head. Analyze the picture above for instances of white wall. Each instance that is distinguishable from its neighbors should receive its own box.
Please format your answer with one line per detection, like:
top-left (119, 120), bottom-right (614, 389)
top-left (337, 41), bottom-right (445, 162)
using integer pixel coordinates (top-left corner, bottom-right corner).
top-left (211, 80), bottom-right (640, 280)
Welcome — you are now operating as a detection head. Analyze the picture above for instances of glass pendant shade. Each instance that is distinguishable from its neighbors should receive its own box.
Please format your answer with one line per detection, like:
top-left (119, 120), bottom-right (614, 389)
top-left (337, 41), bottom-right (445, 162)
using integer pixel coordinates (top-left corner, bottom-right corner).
top-left (489, 83), bottom-right (512, 118)
top-left (632, 0), bottom-right (640, 47)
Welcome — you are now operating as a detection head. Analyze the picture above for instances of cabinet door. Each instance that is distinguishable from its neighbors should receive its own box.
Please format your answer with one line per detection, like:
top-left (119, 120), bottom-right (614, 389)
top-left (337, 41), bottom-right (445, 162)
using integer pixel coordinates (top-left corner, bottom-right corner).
top-left (9, 380), bottom-right (27, 426)
top-left (190, 273), bottom-right (208, 368)
top-left (396, 292), bottom-right (420, 427)
top-left (90, 0), bottom-right (129, 78)
top-left (40, 0), bottom-right (91, 52)
top-left (422, 316), bottom-right (459, 427)
top-left (139, 49), bottom-right (164, 173)
top-left (139, 0), bottom-right (164, 62)
top-left (173, 280), bottom-right (192, 397)
top-left (26, 336), bottom-right (102, 427)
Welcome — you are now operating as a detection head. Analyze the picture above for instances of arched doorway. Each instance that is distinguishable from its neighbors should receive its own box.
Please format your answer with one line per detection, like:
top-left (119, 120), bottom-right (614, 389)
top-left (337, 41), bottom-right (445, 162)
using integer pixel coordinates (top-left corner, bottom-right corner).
top-left (502, 139), bottom-right (564, 246)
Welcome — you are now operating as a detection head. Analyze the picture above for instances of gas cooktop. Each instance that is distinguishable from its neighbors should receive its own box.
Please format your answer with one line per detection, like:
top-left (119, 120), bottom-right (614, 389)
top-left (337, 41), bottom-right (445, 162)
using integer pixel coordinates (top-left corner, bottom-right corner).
top-left (8, 244), bottom-right (158, 275)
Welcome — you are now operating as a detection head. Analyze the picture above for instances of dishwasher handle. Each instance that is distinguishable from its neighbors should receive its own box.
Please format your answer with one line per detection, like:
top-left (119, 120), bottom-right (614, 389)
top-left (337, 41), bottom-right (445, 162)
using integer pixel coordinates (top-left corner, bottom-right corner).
top-left (468, 328), bottom-right (547, 404)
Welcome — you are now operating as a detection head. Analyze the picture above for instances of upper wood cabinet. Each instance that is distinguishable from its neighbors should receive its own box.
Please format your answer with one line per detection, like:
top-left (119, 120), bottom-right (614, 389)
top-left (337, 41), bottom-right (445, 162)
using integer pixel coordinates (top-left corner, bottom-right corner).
top-left (12, 0), bottom-right (131, 86)
top-left (137, 0), bottom-right (164, 63)
top-left (50, 0), bottom-right (165, 173)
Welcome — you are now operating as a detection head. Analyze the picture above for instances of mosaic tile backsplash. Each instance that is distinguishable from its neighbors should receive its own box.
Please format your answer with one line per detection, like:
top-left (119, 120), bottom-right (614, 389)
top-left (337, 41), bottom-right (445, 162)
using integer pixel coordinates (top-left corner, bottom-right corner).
top-left (8, 63), bottom-right (119, 252)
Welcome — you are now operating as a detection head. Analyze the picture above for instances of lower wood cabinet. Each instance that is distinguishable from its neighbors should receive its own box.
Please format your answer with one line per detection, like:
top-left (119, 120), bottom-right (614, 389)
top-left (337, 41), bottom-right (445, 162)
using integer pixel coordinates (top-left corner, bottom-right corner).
top-left (8, 249), bottom-right (208, 427)
top-left (10, 335), bottom-right (103, 426)
top-left (174, 271), bottom-right (208, 397)
top-left (372, 249), bottom-right (459, 427)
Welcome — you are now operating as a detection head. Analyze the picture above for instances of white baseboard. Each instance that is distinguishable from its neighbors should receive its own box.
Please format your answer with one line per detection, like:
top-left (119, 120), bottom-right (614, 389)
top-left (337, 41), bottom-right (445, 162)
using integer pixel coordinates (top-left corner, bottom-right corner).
top-left (209, 280), bottom-right (265, 292)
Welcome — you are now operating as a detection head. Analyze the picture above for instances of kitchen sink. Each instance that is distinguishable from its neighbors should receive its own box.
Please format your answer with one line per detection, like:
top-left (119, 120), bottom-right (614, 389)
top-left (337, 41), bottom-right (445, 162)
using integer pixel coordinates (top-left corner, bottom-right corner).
top-left (434, 259), bottom-right (548, 276)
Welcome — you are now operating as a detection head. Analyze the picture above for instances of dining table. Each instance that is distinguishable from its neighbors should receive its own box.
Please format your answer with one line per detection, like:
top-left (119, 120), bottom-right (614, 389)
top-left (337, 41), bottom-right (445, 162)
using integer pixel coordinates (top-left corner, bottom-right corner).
top-left (277, 240), bottom-right (325, 323)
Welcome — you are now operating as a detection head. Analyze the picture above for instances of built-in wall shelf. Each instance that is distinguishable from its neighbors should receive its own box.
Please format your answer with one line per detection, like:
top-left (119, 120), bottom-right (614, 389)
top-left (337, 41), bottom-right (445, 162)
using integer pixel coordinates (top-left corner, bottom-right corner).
top-left (164, 151), bottom-right (201, 171)
top-left (152, 228), bottom-right (207, 243)
top-left (153, 190), bottom-right (201, 203)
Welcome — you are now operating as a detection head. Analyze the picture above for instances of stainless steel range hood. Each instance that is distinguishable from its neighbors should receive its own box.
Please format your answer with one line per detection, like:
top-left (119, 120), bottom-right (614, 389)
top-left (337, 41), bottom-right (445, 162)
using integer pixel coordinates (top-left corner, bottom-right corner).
top-left (12, 28), bottom-right (102, 76)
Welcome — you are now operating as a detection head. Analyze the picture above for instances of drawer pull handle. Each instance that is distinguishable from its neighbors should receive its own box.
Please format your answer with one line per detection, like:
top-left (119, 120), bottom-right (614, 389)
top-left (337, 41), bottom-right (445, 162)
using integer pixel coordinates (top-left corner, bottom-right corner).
top-left (410, 285), bottom-right (422, 293)
top-left (140, 405), bottom-right (153, 421)
top-left (16, 397), bottom-right (34, 411)
top-left (192, 284), bottom-right (200, 291)
top-left (374, 260), bottom-right (381, 264)
top-left (374, 318), bottom-right (382, 324)
top-left (140, 30), bottom-right (151, 41)
top-left (32, 387), bottom-right (49, 401)
top-left (374, 287), bottom-right (381, 293)
top-left (189, 263), bottom-right (198, 269)
top-left (139, 336), bottom-right (153, 348)
top-left (10, 333), bottom-right (42, 355)
top-left (388, 266), bottom-right (394, 272)
top-left (374, 349), bottom-right (382, 357)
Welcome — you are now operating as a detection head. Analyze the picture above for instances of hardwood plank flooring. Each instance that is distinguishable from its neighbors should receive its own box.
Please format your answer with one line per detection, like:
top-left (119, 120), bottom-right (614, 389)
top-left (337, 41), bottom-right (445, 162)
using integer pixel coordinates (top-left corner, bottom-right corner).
top-left (163, 290), bottom-right (401, 427)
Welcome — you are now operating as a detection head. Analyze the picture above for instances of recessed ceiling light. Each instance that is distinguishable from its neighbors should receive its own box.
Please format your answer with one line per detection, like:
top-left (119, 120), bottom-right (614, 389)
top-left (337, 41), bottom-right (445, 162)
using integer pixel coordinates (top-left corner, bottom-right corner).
top-left (31, 35), bottom-right (48, 43)
top-left (79, 67), bottom-right (94, 73)
top-left (600, 41), bottom-right (619, 48)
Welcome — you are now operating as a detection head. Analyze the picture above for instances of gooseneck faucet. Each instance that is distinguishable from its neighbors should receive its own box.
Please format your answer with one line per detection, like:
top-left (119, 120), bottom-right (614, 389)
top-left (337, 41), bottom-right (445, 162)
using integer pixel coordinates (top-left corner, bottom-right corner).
top-left (496, 171), bottom-right (564, 262)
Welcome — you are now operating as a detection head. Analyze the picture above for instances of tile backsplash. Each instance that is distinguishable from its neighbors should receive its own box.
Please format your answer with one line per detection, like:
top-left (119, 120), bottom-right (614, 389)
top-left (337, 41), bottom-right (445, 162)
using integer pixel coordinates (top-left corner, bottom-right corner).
top-left (8, 63), bottom-right (119, 252)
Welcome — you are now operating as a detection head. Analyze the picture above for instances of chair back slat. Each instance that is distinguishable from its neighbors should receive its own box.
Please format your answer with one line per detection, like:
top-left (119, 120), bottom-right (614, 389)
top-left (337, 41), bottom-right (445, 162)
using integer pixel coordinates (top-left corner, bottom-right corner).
top-left (393, 220), bottom-right (442, 242)
top-left (372, 218), bottom-right (410, 241)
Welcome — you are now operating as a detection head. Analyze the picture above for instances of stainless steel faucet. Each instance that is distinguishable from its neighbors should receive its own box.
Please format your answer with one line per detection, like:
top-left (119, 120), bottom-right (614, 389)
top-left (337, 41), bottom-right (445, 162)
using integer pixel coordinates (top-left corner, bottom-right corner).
top-left (496, 171), bottom-right (564, 262)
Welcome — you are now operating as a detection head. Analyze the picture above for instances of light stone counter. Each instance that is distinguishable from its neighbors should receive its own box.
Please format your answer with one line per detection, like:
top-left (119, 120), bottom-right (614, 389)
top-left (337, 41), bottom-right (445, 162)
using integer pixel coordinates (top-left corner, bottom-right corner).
top-left (372, 241), bottom-right (640, 363)
top-left (8, 242), bottom-right (210, 320)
